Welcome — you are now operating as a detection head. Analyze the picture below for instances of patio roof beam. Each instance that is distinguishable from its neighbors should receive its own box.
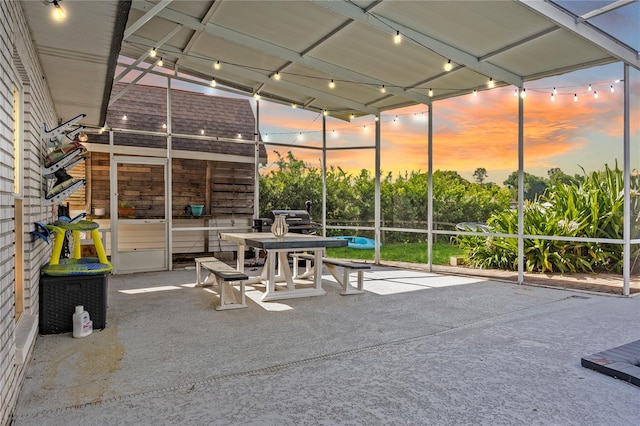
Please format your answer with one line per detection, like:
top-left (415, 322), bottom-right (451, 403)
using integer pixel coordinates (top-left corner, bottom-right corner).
top-left (517, 0), bottom-right (640, 70)
top-left (123, 0), bottom-right (173, 41)
top-left (109, 58), bottom-right (164, 106)
top-left (130, 0), bottom-right (432, 107)
top-left (313, 0), bottom-right (523, 87)
top-left (115, 25), bottom-right (183, 83)
top-left (478, 27), bottom-right (560, 62)
top-left (576, 0), bottom-right (637, 23)
top-left (176, 1), bottom-right (223, 68)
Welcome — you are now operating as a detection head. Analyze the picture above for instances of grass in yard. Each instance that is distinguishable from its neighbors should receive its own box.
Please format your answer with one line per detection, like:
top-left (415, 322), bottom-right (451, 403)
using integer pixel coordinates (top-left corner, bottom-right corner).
top-left (325, 241), bottom-right (464, 265)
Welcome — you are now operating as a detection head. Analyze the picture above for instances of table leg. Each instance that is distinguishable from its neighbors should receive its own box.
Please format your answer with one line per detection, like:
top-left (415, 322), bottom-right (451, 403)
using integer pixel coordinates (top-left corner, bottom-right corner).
top-left (313, 249), bottom-right (323, 291)
top-left (236, 243), bottom-right (245, 272)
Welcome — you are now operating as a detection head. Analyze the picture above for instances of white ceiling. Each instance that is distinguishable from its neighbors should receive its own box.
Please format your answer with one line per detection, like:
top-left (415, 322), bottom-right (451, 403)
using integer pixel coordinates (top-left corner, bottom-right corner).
top-left (20, 0), bottom-right (640, 125)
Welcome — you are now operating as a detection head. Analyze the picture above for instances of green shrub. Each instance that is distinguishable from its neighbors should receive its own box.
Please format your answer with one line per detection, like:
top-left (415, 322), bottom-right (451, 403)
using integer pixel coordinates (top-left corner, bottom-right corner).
top-left (458, 163), bottom-right (640, 274)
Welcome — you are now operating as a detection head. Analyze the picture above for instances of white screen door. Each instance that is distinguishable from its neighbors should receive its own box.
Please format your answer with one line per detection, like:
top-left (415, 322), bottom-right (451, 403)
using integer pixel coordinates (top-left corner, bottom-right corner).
top-left (112, 157), bottom-right (168, 274)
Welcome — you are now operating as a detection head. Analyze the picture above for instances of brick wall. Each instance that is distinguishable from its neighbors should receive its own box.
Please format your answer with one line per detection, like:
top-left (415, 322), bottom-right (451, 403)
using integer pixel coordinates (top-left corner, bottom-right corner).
top-left (0, 2), bottom-right (57, 424)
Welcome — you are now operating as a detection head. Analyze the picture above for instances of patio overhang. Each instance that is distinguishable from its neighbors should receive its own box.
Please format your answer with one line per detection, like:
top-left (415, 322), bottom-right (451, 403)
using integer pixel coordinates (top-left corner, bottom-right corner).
top-left (113, 0), bottom-right (638, 120)
top-left (20, 0), bottom-right (130, 127)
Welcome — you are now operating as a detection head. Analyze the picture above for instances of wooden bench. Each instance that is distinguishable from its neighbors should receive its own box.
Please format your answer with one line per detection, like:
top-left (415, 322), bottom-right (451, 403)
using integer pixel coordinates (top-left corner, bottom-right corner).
top-left (195, 257), bottom-right (249, 310)
top-left (292, 253), bottom-right (369, 295)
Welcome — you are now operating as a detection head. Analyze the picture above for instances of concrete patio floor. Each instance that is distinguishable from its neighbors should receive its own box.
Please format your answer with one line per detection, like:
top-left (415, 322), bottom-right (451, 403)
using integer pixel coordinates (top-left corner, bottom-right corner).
top-left (11, 265), bottom-right (640, 425)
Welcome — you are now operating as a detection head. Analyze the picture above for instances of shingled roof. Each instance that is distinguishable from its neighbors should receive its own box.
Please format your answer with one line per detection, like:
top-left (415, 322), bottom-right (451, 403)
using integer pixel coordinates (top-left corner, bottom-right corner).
top-left (91, 83), bottom-right (267, 162)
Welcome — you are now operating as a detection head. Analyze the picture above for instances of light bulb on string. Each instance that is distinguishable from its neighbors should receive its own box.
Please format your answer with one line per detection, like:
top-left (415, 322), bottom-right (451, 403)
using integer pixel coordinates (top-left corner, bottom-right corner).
top-left (553, 87), bottom-right (558, 95)
top-left (323, 109), bottom-right (328, 116)
top-left (550, 93), bottom-right (555, 102)
top-left (157, 57), bottom-right (164, 67)
top-left (488, 78), bottom-right (495, 89)
top-left (394, 31), bottom-right (401, 44)
top-left (51, 0), bottom-right (65, 21)
top-left (292, 103), bottom-right (297, 109)
top-left (513, 88), bottom-right (518, 97)
top-left (588, 84), bottom-right (592, 91)
top-left (380, 85), bottom-right (386, 93)
top-left (273, 72), bottom-right (281, 80)
top-left (444, 60), bottom-right (452, 72)
top-left (214, 61), bottom-right (221, 70)
top-left (610, 85), bottom-right (614, 93)
top-left (329, 79), bottom-right (336, 89)
top-left (149, 48), bottom-right (157, 58)
top-left (428, 88), bottom-right (433, 97)
top-left (210, 78), bottom-right (216, 87)
top-left (520, 88), bottom-right (526, 99)
top-left (473, 89), bottom-right (477, 96)
top-left (574, 93), bottom-right (578, 102)
top-left (594, 91), bottom-right (598, 99)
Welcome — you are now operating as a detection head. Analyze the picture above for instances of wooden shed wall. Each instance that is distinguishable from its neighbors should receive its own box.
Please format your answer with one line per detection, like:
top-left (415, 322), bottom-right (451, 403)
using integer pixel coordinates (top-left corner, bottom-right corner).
top-left (85, 152), bottom-right (255, 256)
top-left (88, 152), bottom-right (255, 218)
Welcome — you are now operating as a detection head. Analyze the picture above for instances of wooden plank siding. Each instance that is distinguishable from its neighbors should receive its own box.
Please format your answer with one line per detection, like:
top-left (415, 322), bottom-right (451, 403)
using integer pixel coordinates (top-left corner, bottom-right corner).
top-left (85, 152), bottom-right (254, 255)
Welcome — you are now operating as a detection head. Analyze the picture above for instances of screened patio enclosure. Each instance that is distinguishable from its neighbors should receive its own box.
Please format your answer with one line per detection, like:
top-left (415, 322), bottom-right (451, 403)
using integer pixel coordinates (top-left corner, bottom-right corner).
top-left (26, 1), bottom-right (639, 293)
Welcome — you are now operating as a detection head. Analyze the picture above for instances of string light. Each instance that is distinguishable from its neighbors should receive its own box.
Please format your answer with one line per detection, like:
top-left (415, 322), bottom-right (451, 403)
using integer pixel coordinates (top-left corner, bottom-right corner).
top-left (553, 87), bottom-right (558, 95)
top-left (428, 88), bottom-right (433, 97)
top-left (214, 61), bottom-right (221, 70)
top-left (588, 84), bottom-right (592, 91)
top-left (574, 93), bottom-right (578, 102)
top-left (444, 60), bottom-right (452, 72)
top-left (157, 57), bottom-right (164, 67)
top-left (520, 88), bottom-right (526, 99)
top-left (273, 72), bottom-right (281, 80)
top-left (323, 109), bottom-right (328, 116)
top-left (594, 91), bottom-right (598, 99)
top-left (253, 93), bottom-right (261, 100)
top-left (122, 115), bottom-right (127, 121)
top-left (210, 78), bottom-right (217, 87)
top-left (610, 85), bottom-right (614, 93)
top-left (514, 88), bottom-right (519, 97)
top-left (380, 85), bottom-right (386, 93)
top-left (149, 48), bottom-right (157, 58)
top-left (200, 129), bottom-right (205, 135)
top-left (394, 30), bottom-right (402, 44)
top-left (473, 89), bottom-right (477, 96)
top-left (291, 103), bottom-right (297, 109)
top-left (550, 93), bottom-right (555, 102)
top-left (162, 123), bottom-right (167, 129)
top-left (329, 79), bottom-right (336, 89)
top-left (488, 78), bottom-right (495, 89)
top-left (51, 0), bottom-right (65, 21)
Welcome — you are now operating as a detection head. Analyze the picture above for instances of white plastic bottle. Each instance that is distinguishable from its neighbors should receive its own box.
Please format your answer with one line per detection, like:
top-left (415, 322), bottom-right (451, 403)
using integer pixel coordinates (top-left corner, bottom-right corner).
top-left (72, 305), bottom-right (93, 338)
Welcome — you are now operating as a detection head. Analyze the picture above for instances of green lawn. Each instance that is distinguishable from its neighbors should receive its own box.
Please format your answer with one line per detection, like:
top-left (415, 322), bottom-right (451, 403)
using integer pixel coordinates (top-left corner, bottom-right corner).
top-left (325, 241), bottom-right (464, 265)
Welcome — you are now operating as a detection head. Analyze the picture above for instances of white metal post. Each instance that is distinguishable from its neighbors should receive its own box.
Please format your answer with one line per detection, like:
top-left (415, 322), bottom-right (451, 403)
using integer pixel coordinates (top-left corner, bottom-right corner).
top-left (623, 64), bottom-right (630, 296)
top-left (375, 114), bottom-right (381, 264)
top-left (427, 105), bottom-right (433, 272)
top-left (167, 78), bottom-right (173, 271)
top-left (322, 115), bottom-right (327, 237)
top-left (518, 87), bottom-right (525, 285)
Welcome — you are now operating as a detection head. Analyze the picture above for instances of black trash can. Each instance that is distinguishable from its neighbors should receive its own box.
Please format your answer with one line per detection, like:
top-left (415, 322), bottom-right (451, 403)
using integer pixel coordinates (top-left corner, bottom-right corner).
top-left (39, 273), bottom-right (108, 334)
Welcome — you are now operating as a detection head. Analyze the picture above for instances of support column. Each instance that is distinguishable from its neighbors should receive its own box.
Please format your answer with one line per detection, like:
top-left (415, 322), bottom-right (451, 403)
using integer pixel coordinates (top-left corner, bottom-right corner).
top-left (623, 64), bottom-right (630, 296)
top-left (375, 114), bottom-right (381, 264)
top-left (427, 105), bottom-right (433, 272)
top-left (517, 87), bottom-right (525, 285)
top-left (322, 115), bottom-right (327, 237)
top-left (254, 99), bottom-right (260, 220)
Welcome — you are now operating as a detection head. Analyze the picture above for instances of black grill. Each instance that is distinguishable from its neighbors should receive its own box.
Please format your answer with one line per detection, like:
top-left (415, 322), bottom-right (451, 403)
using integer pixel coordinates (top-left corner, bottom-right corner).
top-left (253, 207), bottom-right (322, 235)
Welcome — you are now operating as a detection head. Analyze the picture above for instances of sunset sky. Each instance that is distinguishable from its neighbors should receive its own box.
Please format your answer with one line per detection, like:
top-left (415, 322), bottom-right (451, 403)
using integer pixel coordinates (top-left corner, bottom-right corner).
top-left (255, 62), bottom-right (637, 185)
